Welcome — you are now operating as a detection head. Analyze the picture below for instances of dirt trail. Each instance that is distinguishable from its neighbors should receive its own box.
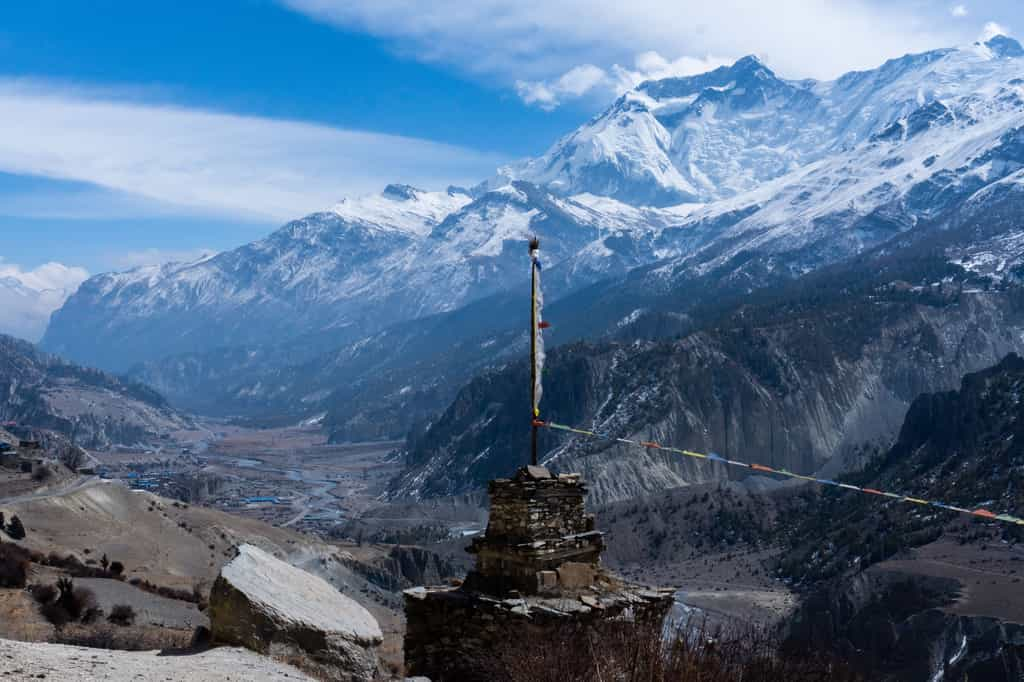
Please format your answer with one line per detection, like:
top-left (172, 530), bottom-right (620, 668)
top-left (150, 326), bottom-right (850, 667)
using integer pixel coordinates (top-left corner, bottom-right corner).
top-left (0, 475), bottom-right (96, 506)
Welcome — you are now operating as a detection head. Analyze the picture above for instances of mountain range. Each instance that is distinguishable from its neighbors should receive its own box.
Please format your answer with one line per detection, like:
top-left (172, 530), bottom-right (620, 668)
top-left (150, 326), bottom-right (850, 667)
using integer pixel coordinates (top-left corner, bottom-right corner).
top-left (38, 35), bottom-right (1024, 497)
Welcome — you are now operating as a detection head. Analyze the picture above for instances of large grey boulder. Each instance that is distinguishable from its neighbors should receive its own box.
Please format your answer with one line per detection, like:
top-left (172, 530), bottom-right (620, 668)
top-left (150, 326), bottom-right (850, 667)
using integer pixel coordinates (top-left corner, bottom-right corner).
top-left (210, 544), bottom-right (383, 681)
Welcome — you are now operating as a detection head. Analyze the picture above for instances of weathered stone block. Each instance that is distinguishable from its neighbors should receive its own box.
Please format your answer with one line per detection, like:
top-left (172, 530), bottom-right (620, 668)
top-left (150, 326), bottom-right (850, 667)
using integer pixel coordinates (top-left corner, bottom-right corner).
top-left (557, 562), bottom-right (597, 589)
top-left (209, 544), bottom-right (382, 682)
top-left (525, 464), bottom-right (552, 479)
top-left (536, 570), bottom-right (558, 593)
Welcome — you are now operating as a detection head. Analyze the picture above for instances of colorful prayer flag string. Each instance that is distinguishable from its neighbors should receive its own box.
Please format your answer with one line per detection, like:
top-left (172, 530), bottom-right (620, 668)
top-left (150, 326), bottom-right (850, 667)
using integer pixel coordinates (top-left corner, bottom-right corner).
top-left (538, 420), bottom-right (1024, 527)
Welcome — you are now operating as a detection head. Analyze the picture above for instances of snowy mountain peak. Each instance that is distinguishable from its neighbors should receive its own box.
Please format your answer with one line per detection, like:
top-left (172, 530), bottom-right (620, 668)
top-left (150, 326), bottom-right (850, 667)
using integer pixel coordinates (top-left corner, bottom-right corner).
top-left (505, 41), bottom-right (1024, 206)
top-left (636, 54), bottom-right (780, 103)
top-left (328, 186), bottom-right (471, 237)
top-left (982, 34), bottom-right (1024, 59)
top-left (382, 183), bottom-right (425, 201)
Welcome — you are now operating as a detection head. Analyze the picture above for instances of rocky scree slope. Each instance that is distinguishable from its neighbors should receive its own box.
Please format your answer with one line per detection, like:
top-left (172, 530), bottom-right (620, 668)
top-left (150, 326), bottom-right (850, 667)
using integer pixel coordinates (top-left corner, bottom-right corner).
top-left (778, 352), bottom-right (1024, 587)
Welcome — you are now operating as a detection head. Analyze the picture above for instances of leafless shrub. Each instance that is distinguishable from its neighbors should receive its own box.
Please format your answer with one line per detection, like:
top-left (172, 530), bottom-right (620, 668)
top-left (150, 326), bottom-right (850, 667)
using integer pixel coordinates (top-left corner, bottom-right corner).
top-left (486, 617), bottom-right (862, 682)
top-left (0, 543), bottom-right (31, 587)
top-left (108, 604), bottom-right (135, 626)
top-left (55, 624), bottom-right (191, 651)
top-left (35, 578), bottom-right (98, 629)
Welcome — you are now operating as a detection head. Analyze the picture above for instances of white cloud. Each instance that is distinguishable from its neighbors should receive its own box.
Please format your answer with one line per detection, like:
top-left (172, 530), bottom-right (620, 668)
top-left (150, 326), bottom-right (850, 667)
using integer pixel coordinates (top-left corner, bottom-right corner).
top-left (0, 260), bottom-right (89, 342)
top-left (515, 52), bottom-right (732, 109)
top-left (516, 64), bottom-right (607, 110)
top-left (0, 80), bottom-right (504, 222)
top-left (280, 0), bottom-right (959, 89)
top-left (951, 5), bottom-right (968, 18)
top-left (982, 21), bottom-right (1010, 41)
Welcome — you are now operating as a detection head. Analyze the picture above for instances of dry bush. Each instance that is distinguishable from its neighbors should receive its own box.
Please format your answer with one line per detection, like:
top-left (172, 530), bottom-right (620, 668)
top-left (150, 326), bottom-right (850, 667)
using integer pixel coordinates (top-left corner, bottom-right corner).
top-left (108, 604), bottom-right (135, 626)
top-left (127, 577), bottom-right (199, 603)
top-left (54, 624), bottom-right (192, 652)
top-left (28, 583), bottom-right (57, 605)
top-left (34, 578), bottom-right (98, 629)
top-left (0, 543), bottom-right (31, 587)
top-left (5, 515), bottom-right (26, 540)
top-left (486, 618), bottom-right (862, 682)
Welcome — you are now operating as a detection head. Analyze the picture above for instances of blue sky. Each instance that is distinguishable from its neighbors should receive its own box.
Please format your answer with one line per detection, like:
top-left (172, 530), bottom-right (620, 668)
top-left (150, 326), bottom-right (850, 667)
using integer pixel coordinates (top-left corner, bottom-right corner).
top-left (0, 0), bottom-right (1023, 340)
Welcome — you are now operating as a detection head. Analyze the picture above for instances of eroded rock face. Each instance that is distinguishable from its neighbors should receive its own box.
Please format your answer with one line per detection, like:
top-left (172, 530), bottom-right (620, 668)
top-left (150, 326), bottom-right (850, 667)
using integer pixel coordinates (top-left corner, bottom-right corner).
top-left (209, 544), bottom-right (382, 682)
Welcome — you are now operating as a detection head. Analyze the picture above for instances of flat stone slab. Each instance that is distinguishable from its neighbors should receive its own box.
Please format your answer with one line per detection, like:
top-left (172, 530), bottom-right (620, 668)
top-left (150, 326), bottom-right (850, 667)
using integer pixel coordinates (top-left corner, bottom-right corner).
top-left (524, 465), bottom-right (552, 479)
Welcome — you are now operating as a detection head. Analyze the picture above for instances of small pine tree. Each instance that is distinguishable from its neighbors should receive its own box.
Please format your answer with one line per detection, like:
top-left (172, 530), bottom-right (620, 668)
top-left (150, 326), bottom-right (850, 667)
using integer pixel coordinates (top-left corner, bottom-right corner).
top-left (100, 553), bottom-right (110, 572)
top-left (6, 515), bottom-right (25, 540)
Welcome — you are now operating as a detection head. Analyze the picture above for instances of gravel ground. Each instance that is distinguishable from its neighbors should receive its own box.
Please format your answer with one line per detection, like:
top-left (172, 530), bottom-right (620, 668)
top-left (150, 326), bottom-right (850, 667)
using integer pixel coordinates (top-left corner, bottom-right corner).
top-left (0, 638), bottom-right (314, 681)
top-left (75, 579), bottom-right (208, 630)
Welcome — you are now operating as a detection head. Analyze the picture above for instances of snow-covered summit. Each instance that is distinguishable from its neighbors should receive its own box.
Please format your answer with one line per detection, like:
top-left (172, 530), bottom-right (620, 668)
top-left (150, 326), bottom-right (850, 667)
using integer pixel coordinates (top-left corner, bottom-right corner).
top-left (501, 37), bottom-right (1024, 206)
top-left (328, 184), bottom-right (470, 237)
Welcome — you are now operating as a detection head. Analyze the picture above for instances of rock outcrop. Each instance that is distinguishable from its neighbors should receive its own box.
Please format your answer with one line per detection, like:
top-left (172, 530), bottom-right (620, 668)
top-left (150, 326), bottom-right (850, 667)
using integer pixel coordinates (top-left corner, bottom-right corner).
top-left (209, 544), bottom-right (383, 682)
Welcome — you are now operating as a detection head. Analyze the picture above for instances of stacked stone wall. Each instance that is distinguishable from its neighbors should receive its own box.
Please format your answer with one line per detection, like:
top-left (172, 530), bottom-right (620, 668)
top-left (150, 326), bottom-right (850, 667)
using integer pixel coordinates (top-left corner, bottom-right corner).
top-left (404, 586), bottom-right (673, 682)
top-left (485, 474), bottom-right (591, 543)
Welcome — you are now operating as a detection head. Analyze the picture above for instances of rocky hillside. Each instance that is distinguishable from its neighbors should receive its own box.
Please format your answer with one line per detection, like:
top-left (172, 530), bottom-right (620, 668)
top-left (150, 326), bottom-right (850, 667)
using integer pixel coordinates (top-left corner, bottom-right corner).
top-left (0, 334), bottom-right (189, 449)
top-left (581, 354), bottom-right (1024, 680)
top-left (775, 354), bottom-right (1024, 681)
top-left (0, 639), bottom-right (315, 681)
top-left (779, 352), bottom-right (1024, 586)
top-left (392, 234), bottom-right (1024, 503)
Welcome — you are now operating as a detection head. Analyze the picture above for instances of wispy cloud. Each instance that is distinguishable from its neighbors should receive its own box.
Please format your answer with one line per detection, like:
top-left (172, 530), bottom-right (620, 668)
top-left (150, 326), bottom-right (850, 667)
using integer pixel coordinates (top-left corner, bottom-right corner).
top-left (0, 259), bottom-right (89, 342)
top-left (109, 248), bottom-right (218, 270)
top-left (0, 80), bottom-right (504, 222)
top-left (982, 21), bottom-right (1011, 41)
top-left (281, 0), bottom-right (958, 105)
top-left (516, 53), bottom-right (732, 109)
top-left (516, 64), bottom-right (608, 110)
top-left (951, 5), bottom-right (968, 18)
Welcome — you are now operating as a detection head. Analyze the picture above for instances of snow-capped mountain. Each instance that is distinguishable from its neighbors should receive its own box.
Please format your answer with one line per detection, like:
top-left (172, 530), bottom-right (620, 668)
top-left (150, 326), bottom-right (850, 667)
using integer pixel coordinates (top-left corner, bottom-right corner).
top-left (501, 36), bottom-right (1024, 207)
top-left (43, 36), bottom-right (1024, 388)
top-left (44, 181), bottom-right (686, 371)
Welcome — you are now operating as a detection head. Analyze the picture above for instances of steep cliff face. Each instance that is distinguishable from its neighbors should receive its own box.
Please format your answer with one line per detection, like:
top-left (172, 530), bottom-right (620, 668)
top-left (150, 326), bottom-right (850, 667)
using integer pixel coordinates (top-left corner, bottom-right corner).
top-left (393, 275), bottom-right (1024, 504)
